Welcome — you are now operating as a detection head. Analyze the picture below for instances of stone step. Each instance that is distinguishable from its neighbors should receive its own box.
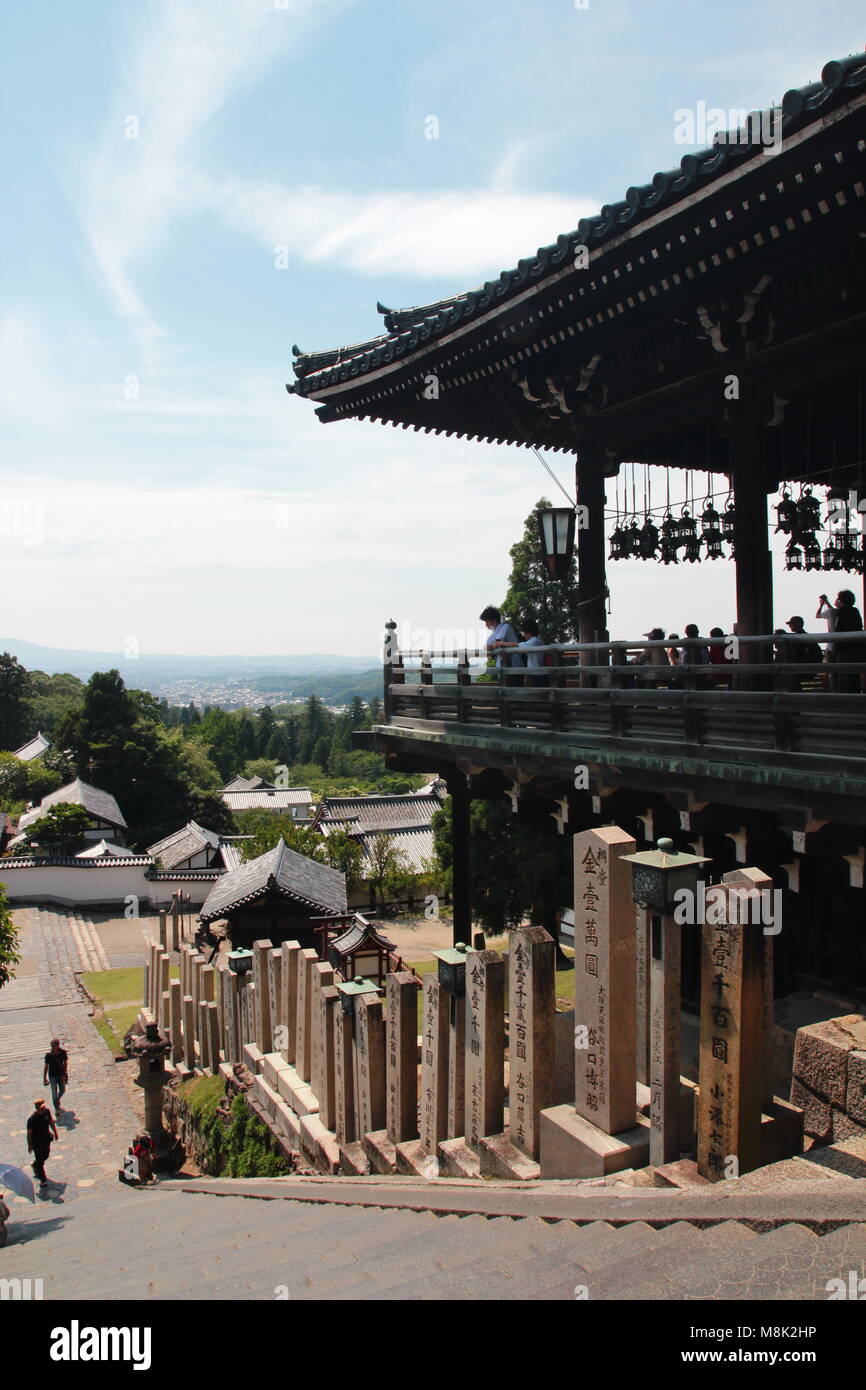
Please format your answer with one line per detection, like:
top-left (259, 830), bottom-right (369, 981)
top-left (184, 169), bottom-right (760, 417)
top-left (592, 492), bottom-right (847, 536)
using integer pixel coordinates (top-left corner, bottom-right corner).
top-left (608, 1221), bottom-right (821, 1302)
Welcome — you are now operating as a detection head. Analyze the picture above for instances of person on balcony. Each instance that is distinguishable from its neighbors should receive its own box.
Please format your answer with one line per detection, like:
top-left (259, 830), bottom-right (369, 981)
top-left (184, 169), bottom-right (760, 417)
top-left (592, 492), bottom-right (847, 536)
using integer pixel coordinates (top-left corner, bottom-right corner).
top-left (782, 616), bottom-right (825, 692)
top-left (518, 618), bottom-right (548, 686)
top-left (816, 590), bottom-right (864, 692)
top-left (637, 628), bottom-right (670, 686)
top-left (480, 606), bottom-right (520, 670)
top-left (681, 623), bottom-right (710, 667)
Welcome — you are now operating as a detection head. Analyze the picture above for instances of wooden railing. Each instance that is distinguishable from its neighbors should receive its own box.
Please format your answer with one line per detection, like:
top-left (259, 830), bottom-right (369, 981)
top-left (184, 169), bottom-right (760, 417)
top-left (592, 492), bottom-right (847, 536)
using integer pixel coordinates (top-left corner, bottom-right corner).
top-left (381, 632), bottom-right (866, 772)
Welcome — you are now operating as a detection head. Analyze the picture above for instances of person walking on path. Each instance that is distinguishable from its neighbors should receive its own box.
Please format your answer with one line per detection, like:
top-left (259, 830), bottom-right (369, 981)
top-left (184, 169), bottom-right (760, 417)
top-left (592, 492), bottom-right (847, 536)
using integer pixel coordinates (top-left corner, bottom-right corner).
top-left (27, 1099), bottom-right (58, 1188)
top-left (43, 1038), bottom-right (68, 1113)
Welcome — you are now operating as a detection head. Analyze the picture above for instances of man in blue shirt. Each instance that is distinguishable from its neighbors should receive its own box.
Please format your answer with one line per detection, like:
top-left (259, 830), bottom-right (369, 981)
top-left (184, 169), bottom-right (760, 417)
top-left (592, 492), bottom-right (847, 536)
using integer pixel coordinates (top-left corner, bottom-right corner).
top-left (480, 606), bottom-right (519, 668)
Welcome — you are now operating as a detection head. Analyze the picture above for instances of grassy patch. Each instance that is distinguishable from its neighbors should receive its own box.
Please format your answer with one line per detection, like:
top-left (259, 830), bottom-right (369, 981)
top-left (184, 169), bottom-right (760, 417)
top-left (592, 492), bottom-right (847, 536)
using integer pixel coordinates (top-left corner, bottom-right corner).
top-left (175, 1078), bottom-right (289, 1177)
top-left (92, 1016), bottom-right (126, 1057)
top-left (82, 964), bottom-right (179, 1009)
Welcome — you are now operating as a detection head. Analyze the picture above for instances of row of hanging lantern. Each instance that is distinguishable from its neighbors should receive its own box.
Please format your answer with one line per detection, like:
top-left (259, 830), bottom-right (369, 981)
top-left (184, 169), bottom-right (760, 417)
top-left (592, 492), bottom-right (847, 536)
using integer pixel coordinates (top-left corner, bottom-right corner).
top-left (776, 483), bottom-right (866, 573)
top-left (608, 467), bottom-right (736, 564)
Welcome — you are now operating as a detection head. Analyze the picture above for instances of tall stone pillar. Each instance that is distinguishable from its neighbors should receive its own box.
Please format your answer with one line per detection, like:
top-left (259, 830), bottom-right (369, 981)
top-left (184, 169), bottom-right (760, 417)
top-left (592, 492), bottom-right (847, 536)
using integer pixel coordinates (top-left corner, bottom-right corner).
top-left (207, 1001), bottom-right (221, 1076)
top-left (355, 993), bottom-right (387, 1138)
top-left (635, 904), bottom-right (652, 1087)
top-left (465, 950), bottom-right (505, 1149)
top-left (269, 949), bottom-right (282, 1055)
top-left (420, 975), bottom-right (449, 1155)
top-left (169, 979), bottom-right (183, 1064)
top-left (386, 972), bottom-right (419, 1144)
top-left (508, 926), bottom-right (555, 1159)
top-left (295, 949), bottom-right (319, 1081)
top-left (447, 992), bottom-right (466, 1139)
top-left (158, 911), bottom-right (167, 951)
top-left (649, 912), bottom-right (683, 1167)
top-left (183, 994), bottom-right (196, 1073)
top-left (572, 827), bottom-right (637, 1134)
top-left (310, 962), bottom-right (335, 1102)
top-left (252, 939), bottom-right (274, 1056)
top-left (697, 884), bottom-right (765, 1181)
top-left (319, 985), bottom-right (340, 1132)
top-left (334, 1007), bottom-right (357, 1146)
top-left (280, 941), bottom-right (301, 1063)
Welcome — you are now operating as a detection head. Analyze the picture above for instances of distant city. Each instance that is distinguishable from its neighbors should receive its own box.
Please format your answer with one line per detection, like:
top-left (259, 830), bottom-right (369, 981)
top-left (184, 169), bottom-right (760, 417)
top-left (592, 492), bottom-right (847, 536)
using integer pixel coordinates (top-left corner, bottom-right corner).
top-left (0, 638), bottom-right (382, 710)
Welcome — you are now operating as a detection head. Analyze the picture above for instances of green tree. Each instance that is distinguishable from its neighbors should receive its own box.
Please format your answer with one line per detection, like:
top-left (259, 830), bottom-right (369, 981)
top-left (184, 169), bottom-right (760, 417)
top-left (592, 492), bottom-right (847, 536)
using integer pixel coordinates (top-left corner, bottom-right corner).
top-left (500, 496), bottom-right (582, 645)
top-left (256, 705), bottom-right (276, 755)
top-left (235, 813), bottom-right (323, 862)
top-left (364, 831), bottom-right (416, 912)
top-left (433, 798), bottom-right (572, 946)
top-left (25, 803), bottom-right (93, 855)
top-left (0, 885), bottom-right (20, 989)
top-left (317, 829), bottom-right (364, 894)
top-left (55, 670), bottom-right (193, 847)
top-left (0, 653), bottom-right (32, 751)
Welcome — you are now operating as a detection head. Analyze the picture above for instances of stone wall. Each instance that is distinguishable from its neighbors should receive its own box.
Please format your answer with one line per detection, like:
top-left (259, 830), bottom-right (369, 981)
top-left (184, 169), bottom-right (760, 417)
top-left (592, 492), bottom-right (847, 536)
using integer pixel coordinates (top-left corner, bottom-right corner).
top-left (790, 1014), bottom-right (866, 1144)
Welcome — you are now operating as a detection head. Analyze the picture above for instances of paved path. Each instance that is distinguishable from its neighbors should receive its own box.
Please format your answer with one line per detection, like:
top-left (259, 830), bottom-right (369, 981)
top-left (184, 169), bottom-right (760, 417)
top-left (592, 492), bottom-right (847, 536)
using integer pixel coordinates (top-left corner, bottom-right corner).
top-left (0, 908), bottom-right (141, 1209)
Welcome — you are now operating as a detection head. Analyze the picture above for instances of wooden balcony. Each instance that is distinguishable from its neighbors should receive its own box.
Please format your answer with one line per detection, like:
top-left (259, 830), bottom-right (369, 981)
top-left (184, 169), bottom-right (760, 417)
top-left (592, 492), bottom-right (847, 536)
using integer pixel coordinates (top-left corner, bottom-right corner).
top-left (374, 633), bottom-right (866, 822)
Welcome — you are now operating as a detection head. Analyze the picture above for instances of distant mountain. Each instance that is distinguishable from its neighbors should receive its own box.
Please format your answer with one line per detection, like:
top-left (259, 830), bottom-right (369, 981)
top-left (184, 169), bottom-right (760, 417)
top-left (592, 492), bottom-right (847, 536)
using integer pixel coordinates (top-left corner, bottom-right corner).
top-left (0, 638), bottom-right (377, 680)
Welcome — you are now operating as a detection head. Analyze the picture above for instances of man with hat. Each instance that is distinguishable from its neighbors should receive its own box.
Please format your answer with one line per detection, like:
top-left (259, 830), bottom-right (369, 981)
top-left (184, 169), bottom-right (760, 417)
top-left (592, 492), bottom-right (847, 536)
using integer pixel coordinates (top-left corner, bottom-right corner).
top-left (636, 627), bottom-right (670, 685)
top-left (784, 616), bottom-right (824, 689)
top-left (26, 1098), bottom-right (58, 1188)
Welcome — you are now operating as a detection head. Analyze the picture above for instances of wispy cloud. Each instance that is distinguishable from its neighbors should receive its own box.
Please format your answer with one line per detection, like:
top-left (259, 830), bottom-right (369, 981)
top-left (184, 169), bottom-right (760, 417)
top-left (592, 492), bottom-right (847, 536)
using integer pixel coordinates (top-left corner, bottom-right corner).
top-left (210, 177), bottom-right (594, 280)
top-left (76, 0), bottom-right (343, 345)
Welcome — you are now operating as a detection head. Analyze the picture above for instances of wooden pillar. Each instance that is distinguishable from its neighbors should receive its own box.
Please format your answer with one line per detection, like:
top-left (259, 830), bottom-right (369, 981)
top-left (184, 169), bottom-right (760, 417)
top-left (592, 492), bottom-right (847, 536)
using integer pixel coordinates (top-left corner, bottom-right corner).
top-left (576, 443), bottom-right (609, 672)
top-left (730, 424), bottom-right (773, 674)
top-left (449, 775), bottom-right (472, 948)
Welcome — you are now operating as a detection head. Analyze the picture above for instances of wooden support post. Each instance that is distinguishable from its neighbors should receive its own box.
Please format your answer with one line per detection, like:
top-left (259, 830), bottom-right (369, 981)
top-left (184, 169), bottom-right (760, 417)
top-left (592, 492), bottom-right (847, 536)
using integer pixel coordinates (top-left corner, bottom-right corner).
top-left (449, 774), bottom-right (472, 948)
top-left (576, 443), bottom-right (609, 679)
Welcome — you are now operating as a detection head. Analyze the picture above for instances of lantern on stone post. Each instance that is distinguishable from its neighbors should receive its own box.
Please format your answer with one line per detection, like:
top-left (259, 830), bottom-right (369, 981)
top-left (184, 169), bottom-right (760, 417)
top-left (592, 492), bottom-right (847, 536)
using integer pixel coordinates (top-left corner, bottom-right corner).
top-left (131, 1022), bottom-right (176, 1170)
top-left (621, 838), bottom-right (710, 1167)
top-left (538, 507), bottom-right (576, 580)
top-left (337, 976), bottom-right (381, 1033)
top-left (431, 942), bottom-right (468, 997)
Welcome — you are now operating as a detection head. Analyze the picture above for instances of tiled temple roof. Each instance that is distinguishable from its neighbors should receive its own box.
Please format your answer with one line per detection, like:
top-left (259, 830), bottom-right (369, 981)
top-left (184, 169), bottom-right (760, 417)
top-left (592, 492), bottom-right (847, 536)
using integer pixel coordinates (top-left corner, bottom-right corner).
top-left (18, 779), bottom-right (127, 832)
top-left (199, 837), bottom-right (347, 923)
top-left (289, 54), bottom-right (866, 398)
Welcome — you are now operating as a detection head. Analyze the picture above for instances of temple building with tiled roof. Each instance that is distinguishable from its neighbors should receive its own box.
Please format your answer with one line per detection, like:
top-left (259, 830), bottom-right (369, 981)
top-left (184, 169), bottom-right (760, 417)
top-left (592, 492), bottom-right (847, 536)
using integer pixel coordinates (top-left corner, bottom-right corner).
top-left (198, 837), bottom-right (347, 949)
top-left (18, 778), bottom-right (127, 844)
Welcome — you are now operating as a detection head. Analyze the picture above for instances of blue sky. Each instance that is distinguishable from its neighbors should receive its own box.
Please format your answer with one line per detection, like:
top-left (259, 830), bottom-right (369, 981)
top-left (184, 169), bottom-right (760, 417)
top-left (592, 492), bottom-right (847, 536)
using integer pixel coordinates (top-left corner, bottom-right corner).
top-left (1, 0), bottom-right (863, 658)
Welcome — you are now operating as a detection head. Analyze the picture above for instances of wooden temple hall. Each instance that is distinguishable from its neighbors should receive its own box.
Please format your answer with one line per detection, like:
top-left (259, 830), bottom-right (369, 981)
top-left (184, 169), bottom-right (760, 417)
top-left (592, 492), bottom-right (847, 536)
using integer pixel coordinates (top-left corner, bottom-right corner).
top-left (289, 55), bottom-right (866, 1018)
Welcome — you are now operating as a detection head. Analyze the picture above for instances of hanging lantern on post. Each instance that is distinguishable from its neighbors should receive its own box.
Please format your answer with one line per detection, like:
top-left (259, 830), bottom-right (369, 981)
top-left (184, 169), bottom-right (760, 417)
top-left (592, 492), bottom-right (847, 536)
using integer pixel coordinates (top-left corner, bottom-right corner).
top-left (538, 507), bottom-right (576, 579)
top-left (720, 499), bottom-right (736, 546)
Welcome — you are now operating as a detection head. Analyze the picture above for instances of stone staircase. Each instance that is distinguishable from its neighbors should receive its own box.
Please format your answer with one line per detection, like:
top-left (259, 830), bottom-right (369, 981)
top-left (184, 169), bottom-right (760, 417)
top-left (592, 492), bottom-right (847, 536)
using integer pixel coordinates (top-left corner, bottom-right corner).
top-left (6, 1139), bottom-right (864, 1301)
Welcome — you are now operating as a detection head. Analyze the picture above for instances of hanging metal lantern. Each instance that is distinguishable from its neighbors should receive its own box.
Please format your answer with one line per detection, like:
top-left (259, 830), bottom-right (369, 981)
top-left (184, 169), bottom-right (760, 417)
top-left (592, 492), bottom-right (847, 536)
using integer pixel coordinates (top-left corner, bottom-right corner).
top-left (700, 502), bottom-right (722, 549)
top-left (705, 534), bottom-right (725, 560)
top-left (796, 487), bottom-right (822, 534)
top-left (683, 534), bottom-right (702, 563)
top-left (774, 491), bottom-right (798, 534)
top-left (625, 520), bottom-right (643, 557)
top-left (720, 501), bottom-right (736, 543)
top-left (609, 523), bottom-right (629, 560)
top-left (823, 534), bottom-right (845, 571)
top-left (803, 536), bottom-right (822, 571)
top-left (639, 518), bottom-right (659, 559)
top-left (785, 541), bottom-right (804, 571)
top-left (676, 508), bottom-right (698, 547)
top-left (660, 511), bottom-right (679, 565)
